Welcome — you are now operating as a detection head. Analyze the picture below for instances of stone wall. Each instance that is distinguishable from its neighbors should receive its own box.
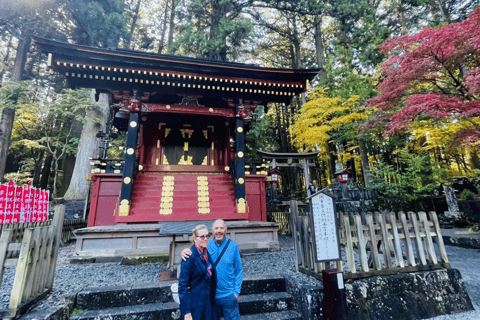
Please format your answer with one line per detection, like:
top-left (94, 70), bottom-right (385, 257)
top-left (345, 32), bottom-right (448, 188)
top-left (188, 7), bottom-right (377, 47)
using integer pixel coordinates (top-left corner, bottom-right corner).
top-left (286, 268), bottom-right (473, 320)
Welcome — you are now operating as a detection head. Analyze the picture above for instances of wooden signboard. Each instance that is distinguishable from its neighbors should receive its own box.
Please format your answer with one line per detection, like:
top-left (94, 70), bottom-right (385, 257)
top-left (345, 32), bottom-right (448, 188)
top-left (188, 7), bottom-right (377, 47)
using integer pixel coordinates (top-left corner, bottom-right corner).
top-left (309, 189), bottom-right (341, 262)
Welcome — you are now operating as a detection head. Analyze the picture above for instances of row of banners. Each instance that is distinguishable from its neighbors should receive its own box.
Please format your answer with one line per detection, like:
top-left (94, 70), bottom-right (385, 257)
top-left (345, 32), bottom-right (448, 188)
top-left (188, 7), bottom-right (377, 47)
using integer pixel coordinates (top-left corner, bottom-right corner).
top-left (0, 181), bottom-right (50, 225)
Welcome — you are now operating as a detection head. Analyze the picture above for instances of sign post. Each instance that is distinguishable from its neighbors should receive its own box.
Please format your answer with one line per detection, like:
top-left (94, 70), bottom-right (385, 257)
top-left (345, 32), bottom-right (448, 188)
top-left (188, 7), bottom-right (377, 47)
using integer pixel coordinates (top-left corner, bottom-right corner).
top-left (308, 189), bottom-right (348, 320)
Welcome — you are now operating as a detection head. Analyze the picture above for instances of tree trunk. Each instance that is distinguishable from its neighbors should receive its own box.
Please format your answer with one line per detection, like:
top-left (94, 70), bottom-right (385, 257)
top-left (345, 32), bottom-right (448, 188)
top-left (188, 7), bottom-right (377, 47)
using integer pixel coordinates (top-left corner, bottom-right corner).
top-left (0, 33), bottom-right (31, 182)
top-left (11, 34), bottom-right (30, 82)
top-left (39, 154), bottom-right (53, 189)
top-left (127, 0), bottom-right (142, 49)
top-left (314, 15), bottom-right (326, 79)
top-left (60, 154), bottom-right (76, 196)
top-left (63, 92), bottom-right (110, 200)
top-left (166, 0), bottom-right (177, 54)
top-left (158, 0), bottom-right (169, 54)
top-left (359, 138), bottom-right (370, 188)
top-left (0, 108), bottom-right (15, 183)
top-left (32, 150), bottom-right (44, 185)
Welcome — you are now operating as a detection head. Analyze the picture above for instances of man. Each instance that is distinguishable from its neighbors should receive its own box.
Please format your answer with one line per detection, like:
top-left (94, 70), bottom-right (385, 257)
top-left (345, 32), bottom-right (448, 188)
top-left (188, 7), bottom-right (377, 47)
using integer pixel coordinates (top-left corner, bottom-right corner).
top-left (182, 219), bottom-right (243, 320)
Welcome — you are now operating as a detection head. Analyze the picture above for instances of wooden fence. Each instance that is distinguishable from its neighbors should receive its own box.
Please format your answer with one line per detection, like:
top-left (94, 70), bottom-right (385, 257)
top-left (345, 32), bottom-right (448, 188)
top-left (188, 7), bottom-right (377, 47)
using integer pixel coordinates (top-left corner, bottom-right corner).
top-left (0, 205), bottom-right (65, 318)
top-left (290, 201), bottom-right (450, 280)
top-left (270, 212), bottom-right (292, 235)
top-left (61, 218), bottom-right (87, 244)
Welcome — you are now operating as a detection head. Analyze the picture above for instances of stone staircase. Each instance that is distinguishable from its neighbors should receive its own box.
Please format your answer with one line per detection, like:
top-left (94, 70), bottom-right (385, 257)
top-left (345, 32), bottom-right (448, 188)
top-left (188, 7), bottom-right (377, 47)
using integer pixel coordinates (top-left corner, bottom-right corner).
top-left (69, 275), bottom-right (300, 320)
top-left (117, 172), bottom-right (246, 223)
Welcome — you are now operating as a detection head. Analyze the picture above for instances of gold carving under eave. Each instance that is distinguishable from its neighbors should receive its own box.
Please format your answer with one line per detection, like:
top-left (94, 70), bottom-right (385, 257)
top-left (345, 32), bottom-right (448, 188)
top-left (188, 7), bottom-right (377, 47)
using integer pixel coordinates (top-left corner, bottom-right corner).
top-left (163, 154), bottom-right (169, 165)
top-left (119, 199), bottom-right (130, 216)
top-left (184, 142), bottom-right (189, 152)
top-left (203, 130), bottom-right (208, 139)
top-left (178, 155), bottom-right (193, 165)
top-left (181, 129), bottom-right (194, 139)
top-left (197, 176), bottom-right (210, 214)
top-left (160, 176), bottom-right (174, 215)
top-left (165, 128), bottom-right (171, 138)
top-left (201, 155), bottom-right (208, 165)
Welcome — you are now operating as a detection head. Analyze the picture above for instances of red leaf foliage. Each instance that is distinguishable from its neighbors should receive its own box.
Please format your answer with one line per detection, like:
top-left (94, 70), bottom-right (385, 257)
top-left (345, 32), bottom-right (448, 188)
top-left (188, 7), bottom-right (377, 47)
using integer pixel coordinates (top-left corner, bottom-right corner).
top-left (366, 8), bottom-right (480, 138)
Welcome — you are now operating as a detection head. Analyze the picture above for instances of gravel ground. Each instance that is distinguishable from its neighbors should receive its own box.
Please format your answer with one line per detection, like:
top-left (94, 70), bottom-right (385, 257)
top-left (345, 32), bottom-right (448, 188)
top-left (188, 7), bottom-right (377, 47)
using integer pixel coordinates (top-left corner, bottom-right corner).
top-left (1, 236), bottom-right (479, 319)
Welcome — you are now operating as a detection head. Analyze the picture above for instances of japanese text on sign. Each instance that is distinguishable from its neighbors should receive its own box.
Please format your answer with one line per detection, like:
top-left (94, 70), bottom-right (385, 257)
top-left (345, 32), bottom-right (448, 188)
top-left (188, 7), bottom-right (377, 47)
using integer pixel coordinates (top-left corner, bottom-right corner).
top-left (310, 192), bottom-right (340, 262)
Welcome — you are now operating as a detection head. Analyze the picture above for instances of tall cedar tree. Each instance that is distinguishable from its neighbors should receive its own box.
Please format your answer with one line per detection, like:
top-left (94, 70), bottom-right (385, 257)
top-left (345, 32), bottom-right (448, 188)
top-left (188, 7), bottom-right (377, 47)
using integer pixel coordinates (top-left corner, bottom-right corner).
top-left (366, 8), bottom-right (480, 145)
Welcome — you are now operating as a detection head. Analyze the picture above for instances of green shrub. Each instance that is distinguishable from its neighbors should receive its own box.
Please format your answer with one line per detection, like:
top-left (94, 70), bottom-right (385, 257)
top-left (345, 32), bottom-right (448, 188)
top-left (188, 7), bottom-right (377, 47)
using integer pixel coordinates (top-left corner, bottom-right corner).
top-left (460, 189), bottom-right (475, 201)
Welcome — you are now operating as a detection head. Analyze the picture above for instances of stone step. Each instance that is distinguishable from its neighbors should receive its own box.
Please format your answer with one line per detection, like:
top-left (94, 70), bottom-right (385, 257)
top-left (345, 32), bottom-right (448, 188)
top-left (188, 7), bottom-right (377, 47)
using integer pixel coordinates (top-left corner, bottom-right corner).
top-left (74, 276), bottom-right (287, 311)
top-left (241, 275), bottom-right (287, 295)
top-left (240, 310), bottom-right (301, 320)
top-left (70, 301), bottom-right (180, 320)
top-left (75, 282), bottom-right (174, 311)
top-left (239, 292), bottom-right (293, 315)
top-left (72, 292), bottom-right (294, 320)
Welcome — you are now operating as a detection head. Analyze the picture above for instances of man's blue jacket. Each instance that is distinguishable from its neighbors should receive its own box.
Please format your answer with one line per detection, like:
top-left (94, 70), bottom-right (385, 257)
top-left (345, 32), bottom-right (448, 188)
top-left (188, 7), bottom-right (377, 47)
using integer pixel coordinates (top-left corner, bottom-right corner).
top-left (207, 238), bottom-right (243, 299)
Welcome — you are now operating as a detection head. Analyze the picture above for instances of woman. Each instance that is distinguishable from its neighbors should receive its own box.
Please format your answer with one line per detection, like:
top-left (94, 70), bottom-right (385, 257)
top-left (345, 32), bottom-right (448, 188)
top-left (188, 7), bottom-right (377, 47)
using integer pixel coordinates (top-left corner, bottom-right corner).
top-left (178, 224), bottom-right (217, 320)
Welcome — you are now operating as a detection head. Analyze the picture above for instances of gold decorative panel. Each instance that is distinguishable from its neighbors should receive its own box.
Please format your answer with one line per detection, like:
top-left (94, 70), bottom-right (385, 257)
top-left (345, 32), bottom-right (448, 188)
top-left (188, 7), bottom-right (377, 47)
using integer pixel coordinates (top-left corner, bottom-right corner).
top-left (201, 155), bottom-right (208, 166)
top-left (197, 176), bottom-right (210, 214)
top-left (159, 176), bottom-right (175, 215)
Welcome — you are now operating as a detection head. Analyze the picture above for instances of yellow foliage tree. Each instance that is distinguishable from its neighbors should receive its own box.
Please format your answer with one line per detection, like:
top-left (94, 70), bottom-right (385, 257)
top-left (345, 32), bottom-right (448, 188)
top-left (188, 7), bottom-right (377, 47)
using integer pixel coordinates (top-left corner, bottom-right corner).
top-left (291, 87), bottom-right (366, 152)
top-left (290, 87), bottom-right (368, 182)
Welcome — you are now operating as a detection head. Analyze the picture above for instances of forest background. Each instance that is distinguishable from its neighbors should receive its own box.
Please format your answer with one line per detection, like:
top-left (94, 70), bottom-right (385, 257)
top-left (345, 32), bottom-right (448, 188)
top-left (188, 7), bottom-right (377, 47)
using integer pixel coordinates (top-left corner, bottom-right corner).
top-left (0, 0), bottom-right (479, 211)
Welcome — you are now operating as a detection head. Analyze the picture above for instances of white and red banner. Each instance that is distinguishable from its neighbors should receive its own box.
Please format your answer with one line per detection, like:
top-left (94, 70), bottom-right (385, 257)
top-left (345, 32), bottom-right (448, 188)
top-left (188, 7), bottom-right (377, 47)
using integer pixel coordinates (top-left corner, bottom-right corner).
top-left (0, 181), bottom-right (49, 225)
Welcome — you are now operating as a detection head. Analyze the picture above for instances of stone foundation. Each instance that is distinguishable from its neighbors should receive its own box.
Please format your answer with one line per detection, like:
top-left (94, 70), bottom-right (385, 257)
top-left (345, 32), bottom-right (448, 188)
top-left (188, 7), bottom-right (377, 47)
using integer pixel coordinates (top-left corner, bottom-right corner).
top-left (285, 268), bottom-right (473, 320)
top-left (73, 221), bottom-right (279, 261)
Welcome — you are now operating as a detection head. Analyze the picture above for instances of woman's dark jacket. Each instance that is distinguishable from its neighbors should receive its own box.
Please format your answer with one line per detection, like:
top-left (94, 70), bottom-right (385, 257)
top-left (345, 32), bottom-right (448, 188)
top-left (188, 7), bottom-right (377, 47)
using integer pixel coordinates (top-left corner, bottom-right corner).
top-left (178, 245), bottom-right (217, 316)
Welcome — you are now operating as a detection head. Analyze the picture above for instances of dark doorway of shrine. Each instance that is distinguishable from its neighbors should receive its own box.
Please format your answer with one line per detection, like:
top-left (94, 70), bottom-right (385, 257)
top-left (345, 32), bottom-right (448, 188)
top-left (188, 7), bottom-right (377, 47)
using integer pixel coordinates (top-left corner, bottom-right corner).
top-left (140, 114), bottom-right (230, 172)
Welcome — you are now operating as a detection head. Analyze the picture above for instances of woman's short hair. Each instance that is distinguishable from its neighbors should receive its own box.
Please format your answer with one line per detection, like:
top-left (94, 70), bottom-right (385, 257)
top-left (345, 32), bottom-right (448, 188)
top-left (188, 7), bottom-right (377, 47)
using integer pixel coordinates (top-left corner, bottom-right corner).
top-left (191, 224), bottom-right (208, 242)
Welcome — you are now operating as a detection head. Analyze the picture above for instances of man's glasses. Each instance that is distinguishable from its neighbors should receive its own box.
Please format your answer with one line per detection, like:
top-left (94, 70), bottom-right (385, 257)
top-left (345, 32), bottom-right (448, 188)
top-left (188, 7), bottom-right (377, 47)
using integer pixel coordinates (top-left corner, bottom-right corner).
top-left (198, 234), bottom-right (210, 240)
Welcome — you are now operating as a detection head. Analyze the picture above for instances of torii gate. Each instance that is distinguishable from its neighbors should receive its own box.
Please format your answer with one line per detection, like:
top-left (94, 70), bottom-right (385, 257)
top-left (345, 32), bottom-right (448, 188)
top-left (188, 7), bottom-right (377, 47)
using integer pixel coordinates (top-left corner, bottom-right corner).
top-left (257, 150), bottom-right (318, 197)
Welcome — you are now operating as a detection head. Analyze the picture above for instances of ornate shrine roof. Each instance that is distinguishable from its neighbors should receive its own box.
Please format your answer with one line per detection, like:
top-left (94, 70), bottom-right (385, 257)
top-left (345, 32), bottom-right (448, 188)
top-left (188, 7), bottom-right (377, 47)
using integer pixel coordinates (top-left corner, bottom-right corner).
top-left (34, 37), bottom-right (319, 105)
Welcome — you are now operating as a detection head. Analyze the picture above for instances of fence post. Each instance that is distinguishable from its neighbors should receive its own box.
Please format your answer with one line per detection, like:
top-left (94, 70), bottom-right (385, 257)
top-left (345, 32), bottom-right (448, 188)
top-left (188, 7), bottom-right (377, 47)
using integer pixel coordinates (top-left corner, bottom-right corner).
top-left (46, 205), bottom-right (65, 289)
top-left (290, 200), bottom-right (299, 272)
top-left (0, 229), bottom-right (13, 290)
top-left (8, 228), bottom-right (34, 317)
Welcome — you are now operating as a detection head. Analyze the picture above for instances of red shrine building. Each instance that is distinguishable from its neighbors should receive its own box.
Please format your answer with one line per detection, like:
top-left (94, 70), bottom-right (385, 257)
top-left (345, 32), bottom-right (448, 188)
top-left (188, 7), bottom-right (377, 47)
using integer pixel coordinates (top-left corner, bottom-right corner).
top-left (34, 37), bottom-right (317, 257)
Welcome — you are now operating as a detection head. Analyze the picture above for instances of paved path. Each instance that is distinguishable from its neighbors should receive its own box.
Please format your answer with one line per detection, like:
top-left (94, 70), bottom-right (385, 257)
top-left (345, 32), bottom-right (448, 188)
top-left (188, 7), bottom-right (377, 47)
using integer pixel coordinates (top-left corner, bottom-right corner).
top-left (427, 245), bottom-right (480, 319)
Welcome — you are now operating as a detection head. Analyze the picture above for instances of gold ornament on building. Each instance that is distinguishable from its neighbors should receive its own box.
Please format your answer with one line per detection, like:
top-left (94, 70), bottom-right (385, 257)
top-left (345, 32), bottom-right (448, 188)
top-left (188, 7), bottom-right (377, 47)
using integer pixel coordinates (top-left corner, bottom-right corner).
top-left (123, 177), bottom-right (131, 184)
top-left (237, 127), bottom-right (243, 133)
top-left (225, 166), bottom-right (230, 172)
top-left (130, 121), bottom-right (138, 128)
top-left (119, 199), bottom-right (130, 216)
top-left (238, 178), bottom-right (244, 184)
top-left (127, 148), bottom-right (135, 155)
top-left (237, 151), bottom-right (244, 158)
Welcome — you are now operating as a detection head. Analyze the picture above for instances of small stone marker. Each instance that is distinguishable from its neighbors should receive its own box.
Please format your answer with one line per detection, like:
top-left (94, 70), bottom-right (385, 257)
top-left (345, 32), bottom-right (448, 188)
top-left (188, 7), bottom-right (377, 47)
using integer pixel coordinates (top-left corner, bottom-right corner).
top-left (308, 189), bottom-right (341, 262)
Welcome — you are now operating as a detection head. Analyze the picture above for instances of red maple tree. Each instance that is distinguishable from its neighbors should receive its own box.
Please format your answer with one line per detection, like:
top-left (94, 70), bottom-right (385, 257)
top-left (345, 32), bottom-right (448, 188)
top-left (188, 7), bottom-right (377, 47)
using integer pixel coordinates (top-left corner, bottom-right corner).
top-left (366, 7), bottom-right (480, 143)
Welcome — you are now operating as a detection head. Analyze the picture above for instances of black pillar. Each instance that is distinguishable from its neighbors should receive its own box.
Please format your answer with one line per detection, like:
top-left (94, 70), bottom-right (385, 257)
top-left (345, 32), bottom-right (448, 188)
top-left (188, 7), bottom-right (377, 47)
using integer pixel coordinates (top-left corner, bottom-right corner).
top-left (234, 118), bottom-right (246, 213)
top-left (119, 112), bottom-right (140, 216)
